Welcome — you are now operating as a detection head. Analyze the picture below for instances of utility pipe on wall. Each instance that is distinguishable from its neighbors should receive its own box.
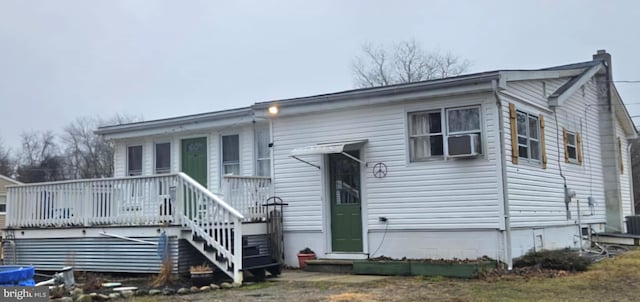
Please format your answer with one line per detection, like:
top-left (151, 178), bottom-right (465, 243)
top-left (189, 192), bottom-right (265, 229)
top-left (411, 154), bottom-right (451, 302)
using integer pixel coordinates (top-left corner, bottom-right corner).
top-left (494, 81), bottom-right (513, 270)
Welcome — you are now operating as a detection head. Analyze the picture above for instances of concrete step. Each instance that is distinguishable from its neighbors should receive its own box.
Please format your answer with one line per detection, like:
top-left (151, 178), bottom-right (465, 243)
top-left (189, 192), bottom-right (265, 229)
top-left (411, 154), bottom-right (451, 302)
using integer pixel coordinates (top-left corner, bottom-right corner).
top-left (304, 259), bottom-right (353, 274)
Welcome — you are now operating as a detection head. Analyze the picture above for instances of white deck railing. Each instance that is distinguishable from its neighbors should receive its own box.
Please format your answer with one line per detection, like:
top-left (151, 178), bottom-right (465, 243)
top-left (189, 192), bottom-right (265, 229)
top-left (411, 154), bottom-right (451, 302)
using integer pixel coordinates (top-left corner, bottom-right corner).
top-left (6, 174), bottom-right (179, 228)
top-left (222, 175), bottom-right (272, 221)
top-left (6, 173), bottom-right (246, 284)
top-left (222, 175), bottom-right (272, 222)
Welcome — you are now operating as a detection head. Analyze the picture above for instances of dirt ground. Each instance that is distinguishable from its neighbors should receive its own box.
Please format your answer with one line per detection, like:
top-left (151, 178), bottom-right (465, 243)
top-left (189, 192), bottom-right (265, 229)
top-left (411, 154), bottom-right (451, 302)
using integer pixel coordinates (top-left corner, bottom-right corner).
top-left (122, 249), bottom-right (640, 302)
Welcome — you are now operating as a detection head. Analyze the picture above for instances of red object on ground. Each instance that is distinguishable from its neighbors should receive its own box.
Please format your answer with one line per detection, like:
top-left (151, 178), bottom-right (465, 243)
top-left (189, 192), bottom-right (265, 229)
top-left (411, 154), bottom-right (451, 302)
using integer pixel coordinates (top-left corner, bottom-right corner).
top-left (297, 253), bottom-right (316, 269)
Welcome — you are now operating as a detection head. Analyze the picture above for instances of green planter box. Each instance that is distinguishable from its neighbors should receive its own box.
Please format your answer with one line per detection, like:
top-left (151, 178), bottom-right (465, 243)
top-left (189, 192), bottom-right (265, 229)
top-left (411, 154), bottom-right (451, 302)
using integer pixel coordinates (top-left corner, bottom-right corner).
top-left (353, 261), bottom-right (411, 276)
top-left (353, 260), bottom-right (496, 278)
top-left (410, 261), bottom-right (495, 278)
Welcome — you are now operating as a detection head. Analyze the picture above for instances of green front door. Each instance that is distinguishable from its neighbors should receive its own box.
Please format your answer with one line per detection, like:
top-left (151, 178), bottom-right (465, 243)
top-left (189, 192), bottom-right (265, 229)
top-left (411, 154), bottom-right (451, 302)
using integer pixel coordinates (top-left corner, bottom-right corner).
top-left (181, 137), bottom-right (208, 187)
top-left (329, 151), bottom-right (363, 252)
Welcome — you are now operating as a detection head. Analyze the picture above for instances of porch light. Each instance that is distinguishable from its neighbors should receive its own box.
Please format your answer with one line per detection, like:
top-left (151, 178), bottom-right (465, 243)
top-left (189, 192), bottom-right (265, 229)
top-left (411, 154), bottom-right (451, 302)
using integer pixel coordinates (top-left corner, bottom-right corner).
top-left (268, 105), bottom-right (279, 115)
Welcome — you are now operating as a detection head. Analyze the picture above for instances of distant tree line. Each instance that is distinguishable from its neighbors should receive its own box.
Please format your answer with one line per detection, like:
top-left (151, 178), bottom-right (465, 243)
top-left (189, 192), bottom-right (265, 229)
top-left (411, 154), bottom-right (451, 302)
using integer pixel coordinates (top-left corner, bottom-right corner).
top-left (0, 114), bottom-right (140, 183)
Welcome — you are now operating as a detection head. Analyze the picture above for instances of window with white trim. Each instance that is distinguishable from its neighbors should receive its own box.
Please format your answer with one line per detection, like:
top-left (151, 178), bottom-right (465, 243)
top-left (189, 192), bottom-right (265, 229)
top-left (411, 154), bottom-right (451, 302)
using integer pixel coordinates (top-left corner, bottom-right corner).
top-left (254, 126), bottom-right (271, 177)
top-left (154, 142), bottom-right (171, 174)
top-left (127, 145), bottom-right (143, 176)
top-left (516, 111), bottom-right (541, 161)
top-left (222, 134), bottom-right (240, 175)
top-left (566, 131), bottom-right (578, 161)
top-left (408, 105), bottom-right (481, 161)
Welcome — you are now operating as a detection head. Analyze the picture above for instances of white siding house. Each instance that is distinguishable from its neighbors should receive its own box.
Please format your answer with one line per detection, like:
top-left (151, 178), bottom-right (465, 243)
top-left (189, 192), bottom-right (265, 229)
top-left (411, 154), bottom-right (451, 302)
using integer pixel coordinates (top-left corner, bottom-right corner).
top-left (7, 50), bottom-right (634, 275)
top-left (93, 50), bottom-right (637, 268)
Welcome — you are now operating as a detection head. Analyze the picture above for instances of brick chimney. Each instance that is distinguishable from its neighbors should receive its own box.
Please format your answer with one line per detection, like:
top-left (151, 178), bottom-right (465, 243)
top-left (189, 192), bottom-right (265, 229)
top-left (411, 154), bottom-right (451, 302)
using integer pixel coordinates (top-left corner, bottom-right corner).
top-left (593, 49), bottom-right (612, 78)
top-left (593, 49), bottom-right (624, 232)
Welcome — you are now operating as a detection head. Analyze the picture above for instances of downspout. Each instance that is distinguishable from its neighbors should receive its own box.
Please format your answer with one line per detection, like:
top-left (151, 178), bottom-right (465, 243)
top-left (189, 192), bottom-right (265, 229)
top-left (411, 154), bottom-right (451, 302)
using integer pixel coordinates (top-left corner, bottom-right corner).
top-left (628, 143), bottom-right (635, 216)
top-left (269, 118), bottom-right (276, 197)
top-left (494, 81), bottom-right (513, 270)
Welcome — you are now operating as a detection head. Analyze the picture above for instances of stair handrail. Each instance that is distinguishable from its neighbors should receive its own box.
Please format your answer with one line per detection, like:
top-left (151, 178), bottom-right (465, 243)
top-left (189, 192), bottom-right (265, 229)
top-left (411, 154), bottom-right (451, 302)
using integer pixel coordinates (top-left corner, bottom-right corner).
top-left (176, 172), bottom-right (245, 220)
top-left (175, 172), bottom-right (244, 284)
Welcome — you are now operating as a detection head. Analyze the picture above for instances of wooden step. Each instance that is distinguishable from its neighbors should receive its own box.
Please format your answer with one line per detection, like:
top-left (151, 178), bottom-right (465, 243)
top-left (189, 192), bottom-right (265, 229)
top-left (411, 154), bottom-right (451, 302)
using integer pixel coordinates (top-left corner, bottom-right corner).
top-left (593, 232), bottom-right (640, 246)
top-left (304, 259), bottom-right (353, 274)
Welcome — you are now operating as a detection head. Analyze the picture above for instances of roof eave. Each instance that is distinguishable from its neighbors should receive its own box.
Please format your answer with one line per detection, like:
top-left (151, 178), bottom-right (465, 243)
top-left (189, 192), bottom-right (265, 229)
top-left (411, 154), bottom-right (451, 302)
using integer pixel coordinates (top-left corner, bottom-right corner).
top-left (612, 85), bottom-right (638, 138)
top-left (95, 107), bottom-right (253, 138)
top-left (548, 63), bottom-right (605, 107)
top-left (254, 73), bottom-right (502, 118)
top-left (0, 174), bottom-right (22, 185)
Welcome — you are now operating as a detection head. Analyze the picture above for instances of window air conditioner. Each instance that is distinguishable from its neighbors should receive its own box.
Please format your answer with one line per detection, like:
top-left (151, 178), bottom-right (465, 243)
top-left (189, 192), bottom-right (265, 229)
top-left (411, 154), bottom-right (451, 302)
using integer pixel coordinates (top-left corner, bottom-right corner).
top-left (447, 134), bottom-right (480, 158)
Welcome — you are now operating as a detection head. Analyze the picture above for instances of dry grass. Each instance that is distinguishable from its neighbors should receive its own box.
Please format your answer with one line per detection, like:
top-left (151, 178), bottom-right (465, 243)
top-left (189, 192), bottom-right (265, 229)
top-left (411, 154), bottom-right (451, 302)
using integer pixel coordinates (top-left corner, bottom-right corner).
top-left (150, 256), bottom-right (174, 288)
top-left (467, 248), bottom-right (640, 302)
top-left (327, 293), bottom-right (378, 302)
top-left (132, 248), bottom-right (640, 302)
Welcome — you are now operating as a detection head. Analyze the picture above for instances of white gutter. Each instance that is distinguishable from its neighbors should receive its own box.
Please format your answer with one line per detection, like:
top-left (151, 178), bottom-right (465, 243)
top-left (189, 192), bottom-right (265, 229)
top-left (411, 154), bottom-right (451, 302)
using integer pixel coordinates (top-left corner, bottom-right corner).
top-left (254, 75), bottom-right (501, 119)
top-left (493, 80), bottom-right (513, 270)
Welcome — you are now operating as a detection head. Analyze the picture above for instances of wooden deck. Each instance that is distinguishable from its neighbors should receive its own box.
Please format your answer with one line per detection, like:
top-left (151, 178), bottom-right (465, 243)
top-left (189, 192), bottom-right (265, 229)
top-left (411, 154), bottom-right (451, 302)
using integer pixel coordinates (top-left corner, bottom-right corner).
top-left (4, 173), bottom-right (276, 284)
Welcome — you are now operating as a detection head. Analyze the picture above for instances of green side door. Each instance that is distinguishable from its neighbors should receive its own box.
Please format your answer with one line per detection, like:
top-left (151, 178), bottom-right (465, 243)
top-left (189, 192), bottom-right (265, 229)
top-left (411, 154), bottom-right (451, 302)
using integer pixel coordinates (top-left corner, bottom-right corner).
top-left (181, 137), bottom-right (208, 187)
top-left (329, 151), bottom-right (363, 252)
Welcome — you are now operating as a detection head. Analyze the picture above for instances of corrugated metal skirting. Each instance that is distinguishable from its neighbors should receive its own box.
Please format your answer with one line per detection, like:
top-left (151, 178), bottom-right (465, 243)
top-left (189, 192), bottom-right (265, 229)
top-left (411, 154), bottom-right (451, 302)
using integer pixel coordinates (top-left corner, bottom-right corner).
top-left (14, 236), bottom-right (181, 274)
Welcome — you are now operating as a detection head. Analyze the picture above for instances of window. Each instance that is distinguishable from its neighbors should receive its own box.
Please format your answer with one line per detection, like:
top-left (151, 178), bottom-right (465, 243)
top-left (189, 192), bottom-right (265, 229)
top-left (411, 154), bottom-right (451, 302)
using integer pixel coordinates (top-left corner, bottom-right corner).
top-left (563, 128), bottom-right (582, 164)
top-left (127, 145), bottom-right (143, 176)
top-left (222, 134), bottom-right (240, 175)
top-left (255, 126), bottom-right (271, 177)
top-left (566, 132), bottom-right (577, 160)
top-left (155, 142), bottom-right (171, 174)
top-left (409, 111), bottom-right (443, 160)
top-left (516, 111), bottom-right (541, 161)
top-left (408, 106), bottom-right (481, 161)
top-left (0, 195), bottom-right (6, 213)
top-left (509, 103), bottom-right (547, 167)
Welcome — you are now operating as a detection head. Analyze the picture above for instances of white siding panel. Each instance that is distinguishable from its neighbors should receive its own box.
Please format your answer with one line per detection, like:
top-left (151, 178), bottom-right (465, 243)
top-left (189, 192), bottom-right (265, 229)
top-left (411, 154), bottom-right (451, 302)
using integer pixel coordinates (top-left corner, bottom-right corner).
top-left (142, 138), bottom-right (153, 176)
top-left (508, 79), bottom-right (569, 109)
top-left (273, 93), bottom-right (501, 232)
top-left (241, 125), bottom-right (254, 176)
top-left (617, 120), bottom-right (634, 219)
top-left (113, 142), bottom-right (126, 177)
top-left (504, 79), bottom-right (606, 228)
top-left (171, 137), bottom-right (180, 173)
top-left (209, 131), bottom-right (220, 193)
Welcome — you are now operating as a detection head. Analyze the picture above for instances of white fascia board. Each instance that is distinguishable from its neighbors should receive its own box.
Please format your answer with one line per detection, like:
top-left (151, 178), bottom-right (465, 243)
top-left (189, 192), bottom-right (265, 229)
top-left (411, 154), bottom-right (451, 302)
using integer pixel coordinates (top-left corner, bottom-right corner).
top-left (101, 115), bottom-right (255, 140)
top-left (256, 82), bottom-right (497, 118)
top-left (501, 69), bottom-right (584, 82)
top-left (548, 64), bottom-right (604, 107)
top-left (0, 174), bottom-right (21, 185)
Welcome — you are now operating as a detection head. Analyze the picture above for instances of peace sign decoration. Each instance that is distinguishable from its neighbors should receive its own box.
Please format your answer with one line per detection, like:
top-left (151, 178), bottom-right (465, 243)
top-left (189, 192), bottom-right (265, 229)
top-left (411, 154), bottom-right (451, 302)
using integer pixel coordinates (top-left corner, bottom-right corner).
top-left (372, 162), bottom-right (388, 178)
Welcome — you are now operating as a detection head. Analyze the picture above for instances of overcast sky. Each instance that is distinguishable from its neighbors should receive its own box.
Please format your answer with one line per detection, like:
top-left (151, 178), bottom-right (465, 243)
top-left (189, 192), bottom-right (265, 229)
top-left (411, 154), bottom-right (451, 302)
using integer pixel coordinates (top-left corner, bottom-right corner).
top-left (1, 0), bottom-right (639, 150)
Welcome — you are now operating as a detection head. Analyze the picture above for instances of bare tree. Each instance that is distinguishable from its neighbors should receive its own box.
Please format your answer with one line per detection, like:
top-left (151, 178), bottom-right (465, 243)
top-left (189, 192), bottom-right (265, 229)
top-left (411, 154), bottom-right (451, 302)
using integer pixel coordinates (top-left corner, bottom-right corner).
top-left (0, 138), bottom-right (14, 177)
top-left (352, 40), bottom-right (470, 88)
top-left (62, 114), bottom-right (141, 179)
top-left (15, 131), bottom-right (65, 182)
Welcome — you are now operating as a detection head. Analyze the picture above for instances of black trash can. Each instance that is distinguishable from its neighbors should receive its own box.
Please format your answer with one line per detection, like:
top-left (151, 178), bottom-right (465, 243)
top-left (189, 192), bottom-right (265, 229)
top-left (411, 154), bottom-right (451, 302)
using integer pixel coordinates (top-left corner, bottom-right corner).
top-left (625, 216), bottom-right (640, 235)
